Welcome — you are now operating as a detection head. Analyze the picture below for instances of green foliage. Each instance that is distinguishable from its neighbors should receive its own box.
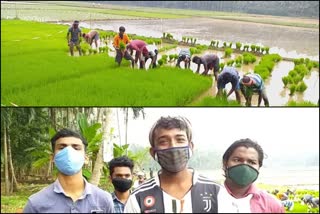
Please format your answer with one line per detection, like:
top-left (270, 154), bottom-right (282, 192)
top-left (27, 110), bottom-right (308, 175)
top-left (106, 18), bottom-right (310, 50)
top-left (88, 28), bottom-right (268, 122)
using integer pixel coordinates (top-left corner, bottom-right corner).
top-left (157, 59), bottom-right (164, 66)
top-left (243, 45), bottom-right (249, 51)
top-left (250, 44), bottom-right (256, 52)
top-left (158, 44), bottom-right (177, 52)
top-left (226, 60), bottom-right (234, 66)
top-left (265, 46), bottom-right (270, 54)
top-left (282, 76), bottom-right (289, 87)
top-left (219, 63), bottom-right (225, 72)
top-left (161, 54), bottom-right (168, 63)
top-left (228, 42), bottom-right (232, 48)
top-left (119, 41), bottom-right (126, 51)
top-left (224, 48), bottom-right (233, 58)
top-left (210, 40), bottom-right (216, 47)
top-left (192, 96), bottom-right (241, 106)
top-left (286, 101), bottom-right (318, 106)
top-left (296, 81), bottom-right (308, 92)
top-left (289, 84), bottom-right (296, 95)
top-left (223, 42), bottom-right (227, 47)
top-left (254, 54), bottom-right (282, 80)
top-left (242, 52), bottom-right (256, 64)
top-left (235, 42), bottom-right (242, 50)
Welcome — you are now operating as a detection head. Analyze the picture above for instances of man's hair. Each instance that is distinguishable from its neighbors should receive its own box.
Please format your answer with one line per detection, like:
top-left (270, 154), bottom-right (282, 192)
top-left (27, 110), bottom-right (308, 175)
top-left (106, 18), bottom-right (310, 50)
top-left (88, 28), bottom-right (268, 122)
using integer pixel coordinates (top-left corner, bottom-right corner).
top-left (73, 20), bottom-right (79, 25)
top-left (180, 55), bottom-right (186, 61)
top-left (108, 156), bottom-right (134, 176)
top-left (222, 138), bottom-right (264, 167)
top-left (149, 116), bottom-right (192, 147)
top-left (242, 76), bottom-right (251, 84)
top-left (119, 26), bottom-right (125, 32)
top-left (192, 56), bottom-right (201, 64)
top-left (50, 128), bottom-right (88, 151)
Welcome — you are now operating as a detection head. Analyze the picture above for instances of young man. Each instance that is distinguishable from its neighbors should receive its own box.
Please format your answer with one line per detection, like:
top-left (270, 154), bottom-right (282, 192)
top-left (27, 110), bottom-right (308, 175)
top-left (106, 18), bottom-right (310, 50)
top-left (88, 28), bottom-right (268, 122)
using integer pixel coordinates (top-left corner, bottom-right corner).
top-left (126, 40), bottom-right (148, 69)
top-left (124, 116), bottom-right (234, 213)
top-left (82, 30), bottom-right (100, 50)
top-left (113, 26), bottom-right (134, 67)
top-left (192, 54), bottom-right (220, 80)
top-left (217, 66), bottom-right (241, 104)
top-left (176, 48), bottom-right (191, 69)
top-left (108, 156), bottom-right (134, 213)
top-left (239, 73), bottom-right (269, 107)
top-left (67, 20), bottom-right (82, 56)
top-left (222, 138), bottom-right (284, 213)
top-left (23, 128), bottom-right (114, 213)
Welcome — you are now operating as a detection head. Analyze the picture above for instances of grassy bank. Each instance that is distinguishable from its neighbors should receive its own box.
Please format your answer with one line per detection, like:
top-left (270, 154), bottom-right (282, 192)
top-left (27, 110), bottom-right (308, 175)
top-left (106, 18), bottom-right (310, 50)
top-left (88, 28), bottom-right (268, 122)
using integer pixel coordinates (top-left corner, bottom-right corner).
top-left (1, 20), bottom-right (213, 106)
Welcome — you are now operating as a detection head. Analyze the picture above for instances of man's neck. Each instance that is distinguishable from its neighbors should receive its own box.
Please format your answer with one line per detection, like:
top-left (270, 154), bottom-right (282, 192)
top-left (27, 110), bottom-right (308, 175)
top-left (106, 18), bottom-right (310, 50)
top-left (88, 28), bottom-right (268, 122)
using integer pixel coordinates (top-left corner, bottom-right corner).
top-left (58, 172), bottom-right (85, 198)
top-left (115, 190), bottom-right (130, 204)
top-left (225, 179), bottom-right (251, 199)
top-left (159, 168), bottom-right (192, 185)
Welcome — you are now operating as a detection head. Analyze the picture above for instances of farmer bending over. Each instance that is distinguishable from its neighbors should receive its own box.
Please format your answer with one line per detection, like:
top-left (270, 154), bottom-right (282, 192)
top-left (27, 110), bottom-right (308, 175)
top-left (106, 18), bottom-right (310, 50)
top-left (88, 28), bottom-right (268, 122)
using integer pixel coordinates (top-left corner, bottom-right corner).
top-left (217, 66), bottom-right (241, 104)
top-left (176, 48), bottom-right (191, 69)
top-left (239, 73), bottom-right (269, 107)
top-left (192, 54), bottom-right (220, 81)
top-left (126, 40), bottom-right (148, 69)
top-left (82, 30), bottom-right (100, 50)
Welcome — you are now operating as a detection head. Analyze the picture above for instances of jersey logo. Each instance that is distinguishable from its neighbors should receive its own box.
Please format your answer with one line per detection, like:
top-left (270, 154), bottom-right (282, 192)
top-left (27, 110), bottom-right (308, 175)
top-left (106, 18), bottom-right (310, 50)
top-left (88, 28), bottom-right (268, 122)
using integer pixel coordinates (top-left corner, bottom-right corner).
top-left (144, 195), bottom-right (156, 208)
top-left (200, 192), bottom-right (213, 212)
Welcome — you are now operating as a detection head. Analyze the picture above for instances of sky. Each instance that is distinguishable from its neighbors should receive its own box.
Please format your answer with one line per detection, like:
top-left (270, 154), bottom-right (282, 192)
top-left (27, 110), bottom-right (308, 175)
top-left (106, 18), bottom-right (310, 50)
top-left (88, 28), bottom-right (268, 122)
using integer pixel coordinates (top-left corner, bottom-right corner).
top-left (110, 107), bottom-right (319, 165)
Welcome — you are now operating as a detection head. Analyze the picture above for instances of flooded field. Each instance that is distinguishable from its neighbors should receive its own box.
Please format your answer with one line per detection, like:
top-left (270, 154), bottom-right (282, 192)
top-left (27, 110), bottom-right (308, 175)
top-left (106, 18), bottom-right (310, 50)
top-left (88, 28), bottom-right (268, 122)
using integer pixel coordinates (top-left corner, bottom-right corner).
top-left (79, 18), bottom-right (319, 60)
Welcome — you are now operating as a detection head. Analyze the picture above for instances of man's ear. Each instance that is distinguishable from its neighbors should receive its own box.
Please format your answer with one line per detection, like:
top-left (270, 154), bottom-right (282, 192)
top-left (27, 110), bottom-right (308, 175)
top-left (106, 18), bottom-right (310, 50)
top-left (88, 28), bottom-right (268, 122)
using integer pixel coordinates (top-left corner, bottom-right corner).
top-left (149, 147), bottom-right (155, 159)
top-left (222, 161), bottom-right (227, 171)
top-left (189, 142), bottom-right (194, 151)
top-left (84, 154), bottom-right (89, 165)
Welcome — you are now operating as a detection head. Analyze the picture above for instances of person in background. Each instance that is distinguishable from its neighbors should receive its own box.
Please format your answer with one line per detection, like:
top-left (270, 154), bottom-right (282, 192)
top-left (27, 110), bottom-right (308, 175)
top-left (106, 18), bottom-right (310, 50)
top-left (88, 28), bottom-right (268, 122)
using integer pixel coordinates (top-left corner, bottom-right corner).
top-left (217, 66), bottom-right (241, 104)
top-left (126, 40), bottom-right (148, 69)
top-left (113, 26), bottom-right (134, 67)
top-left (108, 156), bottom-right (135, 213)
top-left (82, 30), bottom-right (100, 50)
top-left (176, 48), bottom-right (191, 69)
top-left (222, 138), bottom-right (284, 213)
top-left (192, 54), bottom-right (220, 80)
top-left (124, 116), bottom-right (235, 213)
top-left (67, 20), bottom-right (82, 56)
top-left (239, 73), bottom-right (269, 107)
top-left (272, 189), bottom-right (294, 211)
top-left (301, 194), bottom-right (319, 208)
top-left (133, 171), bottom-right (145, 189)
top-left (23, 128), bottom-right (114, 213)
top-left (145, 44), bottom-right (158, 69)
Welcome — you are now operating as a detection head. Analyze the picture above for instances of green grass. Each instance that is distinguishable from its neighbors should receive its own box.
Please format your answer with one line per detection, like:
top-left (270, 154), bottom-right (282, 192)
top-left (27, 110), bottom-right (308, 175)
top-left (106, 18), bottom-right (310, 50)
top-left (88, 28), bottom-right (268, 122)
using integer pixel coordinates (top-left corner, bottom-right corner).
top-left (1, 20), bottom-right (212, 106)
top-left (286, 101), bottom-right (318, 106)
top-left (191, 96), bottom-right (241, 106)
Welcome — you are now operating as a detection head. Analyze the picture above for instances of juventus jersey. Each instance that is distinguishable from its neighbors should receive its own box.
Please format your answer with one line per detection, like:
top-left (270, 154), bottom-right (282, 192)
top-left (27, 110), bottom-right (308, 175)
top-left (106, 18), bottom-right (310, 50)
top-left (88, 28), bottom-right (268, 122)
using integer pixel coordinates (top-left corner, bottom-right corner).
top-left (124, 169), bottom-right (235, 213)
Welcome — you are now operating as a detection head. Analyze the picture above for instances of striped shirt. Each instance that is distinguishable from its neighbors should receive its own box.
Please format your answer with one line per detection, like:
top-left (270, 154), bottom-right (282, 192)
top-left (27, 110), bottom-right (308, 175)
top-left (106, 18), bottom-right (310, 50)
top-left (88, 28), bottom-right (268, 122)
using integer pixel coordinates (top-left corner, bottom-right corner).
top-left (240, 73), bottom-right (264, 91)
top-left (124, 169), bottom-right (236, 213)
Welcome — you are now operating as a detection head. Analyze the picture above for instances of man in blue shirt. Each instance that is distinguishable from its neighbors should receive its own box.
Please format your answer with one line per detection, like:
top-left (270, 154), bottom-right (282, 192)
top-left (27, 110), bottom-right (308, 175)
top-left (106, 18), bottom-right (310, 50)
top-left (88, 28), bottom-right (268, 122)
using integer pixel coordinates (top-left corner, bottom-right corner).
top-left (176, 48), bottom-right (191, 69)
top-left (23, 128), bottom-right (114, 213)
top-left (240, 73), bottom-right (269, 107)
top-left (217, 66), bottom-right (241, 104)
top-left (67, 20), bottom-right (82, 56)
top-left (108, 156), bottom-right (134, 213)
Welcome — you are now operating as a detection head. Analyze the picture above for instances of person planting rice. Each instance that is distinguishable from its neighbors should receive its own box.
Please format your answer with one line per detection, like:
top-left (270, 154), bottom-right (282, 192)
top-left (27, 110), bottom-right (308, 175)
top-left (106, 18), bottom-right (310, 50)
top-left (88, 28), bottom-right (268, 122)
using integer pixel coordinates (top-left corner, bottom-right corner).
top-left (145, 44), bottom-right (158, 69)
top-left (217, 66), bottom-right (241, 104)
top-left (239, 73), bottom-right (269, 107)
top-left (192, 54), bottom-right (220, 81)
top-left (82, 30), bottom-right (100, 50)
top-left (113, 26), bottom-right (134, 67)
top-left (126, 40), bottom-right (148, 69)
top-left (176, 48), bottom-right (191, 69)
top-left (67, 20), bottom-right (82, 56)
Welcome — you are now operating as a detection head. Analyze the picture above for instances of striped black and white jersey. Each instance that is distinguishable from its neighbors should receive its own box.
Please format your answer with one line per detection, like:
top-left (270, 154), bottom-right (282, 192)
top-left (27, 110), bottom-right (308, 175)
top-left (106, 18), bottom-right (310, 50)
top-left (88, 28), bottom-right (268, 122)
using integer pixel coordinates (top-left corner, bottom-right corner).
top-left (124, 169), bottom-right (235, 213)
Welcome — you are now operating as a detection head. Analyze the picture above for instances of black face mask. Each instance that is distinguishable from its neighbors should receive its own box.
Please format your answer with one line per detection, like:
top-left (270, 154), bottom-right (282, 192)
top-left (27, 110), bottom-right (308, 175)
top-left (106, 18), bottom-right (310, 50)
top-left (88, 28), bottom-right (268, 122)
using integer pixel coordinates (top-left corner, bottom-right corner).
top-left (112, 177), bottom-right (133, 192)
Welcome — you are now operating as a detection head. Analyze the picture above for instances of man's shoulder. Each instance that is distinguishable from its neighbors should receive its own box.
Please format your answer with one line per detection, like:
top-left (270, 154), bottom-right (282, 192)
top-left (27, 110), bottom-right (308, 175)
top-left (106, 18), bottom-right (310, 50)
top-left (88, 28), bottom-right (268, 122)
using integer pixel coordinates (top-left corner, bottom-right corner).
top-left (195, 173), bottom-right (222, 187)
top-left (28, 183), bottom-right (55, 202)
top-left (131, 177), bottom-right (157, 195)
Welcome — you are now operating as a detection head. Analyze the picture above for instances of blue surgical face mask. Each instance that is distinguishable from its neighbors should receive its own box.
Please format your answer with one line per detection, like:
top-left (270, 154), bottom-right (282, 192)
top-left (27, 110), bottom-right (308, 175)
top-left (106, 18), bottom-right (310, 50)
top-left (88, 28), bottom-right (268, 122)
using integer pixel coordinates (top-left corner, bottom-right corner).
top-left (54, 146), bottom-right (85, 176)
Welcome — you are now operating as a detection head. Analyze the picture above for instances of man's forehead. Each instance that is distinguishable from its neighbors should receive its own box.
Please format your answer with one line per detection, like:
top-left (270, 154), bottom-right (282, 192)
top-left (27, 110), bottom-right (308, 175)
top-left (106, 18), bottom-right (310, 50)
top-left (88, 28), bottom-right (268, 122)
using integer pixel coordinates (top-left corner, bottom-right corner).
top-left (55, 137), bottom-right (82, 145)
top-left (155, 128), bottom-right (187, 137)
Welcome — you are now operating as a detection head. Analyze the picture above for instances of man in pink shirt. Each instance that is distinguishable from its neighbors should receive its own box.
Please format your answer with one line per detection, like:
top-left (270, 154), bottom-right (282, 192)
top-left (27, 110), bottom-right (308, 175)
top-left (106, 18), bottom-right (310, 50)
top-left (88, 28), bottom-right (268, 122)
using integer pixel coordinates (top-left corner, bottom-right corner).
top-left (126, 40), bottom-right (148, 69)
top-left (222, 138), bottom-right (285, 213)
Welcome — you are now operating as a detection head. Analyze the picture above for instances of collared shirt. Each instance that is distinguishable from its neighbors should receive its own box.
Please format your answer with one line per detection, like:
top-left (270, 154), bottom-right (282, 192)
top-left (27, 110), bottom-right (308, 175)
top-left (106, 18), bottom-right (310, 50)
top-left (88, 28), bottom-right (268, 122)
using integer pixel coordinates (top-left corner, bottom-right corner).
top-left (23, 178), bottom-right (114, 213)
top-left (218, 66), bottom-right (240, 90)
top-left (124, 169), bottom-right (236, 213)
top-left (224, 182), bottom-right (285, 213)
top-left (112, 192), bottom-right (125, 213)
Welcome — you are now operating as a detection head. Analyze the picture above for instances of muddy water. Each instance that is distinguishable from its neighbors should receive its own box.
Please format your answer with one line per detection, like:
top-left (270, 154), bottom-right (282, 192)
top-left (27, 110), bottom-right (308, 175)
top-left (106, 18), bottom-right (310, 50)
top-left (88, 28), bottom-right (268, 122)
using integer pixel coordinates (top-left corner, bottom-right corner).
top-left (78, 18), bottom-right (319, 60)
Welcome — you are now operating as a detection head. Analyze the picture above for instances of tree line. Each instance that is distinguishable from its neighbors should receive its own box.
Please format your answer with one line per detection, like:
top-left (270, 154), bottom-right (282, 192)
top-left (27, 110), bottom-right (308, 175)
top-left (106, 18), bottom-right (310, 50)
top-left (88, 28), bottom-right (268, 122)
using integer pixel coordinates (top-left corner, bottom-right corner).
top-left (98, 1), bottom-right (319, 18)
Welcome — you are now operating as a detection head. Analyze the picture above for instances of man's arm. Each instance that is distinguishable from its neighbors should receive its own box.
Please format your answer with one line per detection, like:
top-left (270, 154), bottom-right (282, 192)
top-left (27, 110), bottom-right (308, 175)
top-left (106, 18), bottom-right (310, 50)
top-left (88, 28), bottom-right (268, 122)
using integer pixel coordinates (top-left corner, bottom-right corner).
top-left (23, 199), bottom-right (36, 213)
top-left (176, 56), bottom-right (182, 68)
